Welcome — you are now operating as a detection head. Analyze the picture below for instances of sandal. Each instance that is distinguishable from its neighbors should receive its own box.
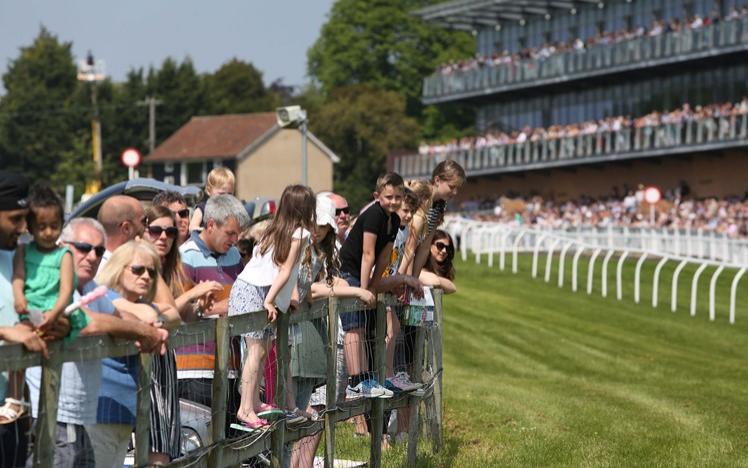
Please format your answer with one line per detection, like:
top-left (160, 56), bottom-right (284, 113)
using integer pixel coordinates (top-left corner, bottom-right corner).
top-left (230, 418), bottom-right (269, 432)
top-left (255, 403), bottom-right (283, 419)
top-left (0, 398), bottom-right (30, 425)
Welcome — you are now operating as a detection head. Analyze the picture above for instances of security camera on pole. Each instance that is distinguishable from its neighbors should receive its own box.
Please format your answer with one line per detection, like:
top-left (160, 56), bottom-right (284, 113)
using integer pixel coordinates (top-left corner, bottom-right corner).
top-left (275, 106), bottom-right (308, 185)
top-left (121, 148), bottom-right (141, 181)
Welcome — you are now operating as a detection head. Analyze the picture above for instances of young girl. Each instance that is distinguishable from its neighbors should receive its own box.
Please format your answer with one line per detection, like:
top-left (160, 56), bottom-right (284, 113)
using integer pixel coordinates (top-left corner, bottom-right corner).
top-left (2, 186), bottom-right (78, 424)
top-left (189, 167), bottom-right (236, 232)
top-left (229, 184), bottom-right (315, 430)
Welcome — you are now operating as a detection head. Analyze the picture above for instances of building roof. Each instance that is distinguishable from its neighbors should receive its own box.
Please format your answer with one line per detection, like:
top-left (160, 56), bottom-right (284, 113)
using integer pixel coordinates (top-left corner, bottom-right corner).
top-left (145, 113), bottom-right (279, 162)
top-left (416, 0), bottom-right (598, 30)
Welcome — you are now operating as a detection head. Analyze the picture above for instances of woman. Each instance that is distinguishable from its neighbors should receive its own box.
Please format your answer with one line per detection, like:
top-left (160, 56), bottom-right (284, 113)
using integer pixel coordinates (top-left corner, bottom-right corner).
top-left (143, 205), bottom-right (222, 318)
top-left (96, 240), bottom-right (181, 465)
top-left (419, 229), bottom-right (457, 294)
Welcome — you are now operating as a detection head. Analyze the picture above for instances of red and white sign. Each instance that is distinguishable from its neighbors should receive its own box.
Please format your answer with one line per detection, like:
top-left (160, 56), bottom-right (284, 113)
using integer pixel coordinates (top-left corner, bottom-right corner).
top-left (644, 186), bottom-right (661, 204)
top-left (121, 148), bottom-right (141, 168)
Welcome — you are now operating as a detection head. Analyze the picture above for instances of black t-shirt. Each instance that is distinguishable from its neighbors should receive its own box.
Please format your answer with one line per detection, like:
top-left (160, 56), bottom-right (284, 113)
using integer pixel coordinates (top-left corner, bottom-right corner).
top-left (340, 202), bottom-right (400, 280)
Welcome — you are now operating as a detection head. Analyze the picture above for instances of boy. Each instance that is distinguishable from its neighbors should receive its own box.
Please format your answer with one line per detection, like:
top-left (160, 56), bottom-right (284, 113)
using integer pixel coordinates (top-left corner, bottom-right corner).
top-left (338, 172), bottom-right (405, 398)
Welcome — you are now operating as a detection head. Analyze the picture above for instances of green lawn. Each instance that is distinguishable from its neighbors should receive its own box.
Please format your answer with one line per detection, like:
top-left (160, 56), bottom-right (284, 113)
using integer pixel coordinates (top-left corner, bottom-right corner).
top-left (329, 254), bottom-right (748, 467)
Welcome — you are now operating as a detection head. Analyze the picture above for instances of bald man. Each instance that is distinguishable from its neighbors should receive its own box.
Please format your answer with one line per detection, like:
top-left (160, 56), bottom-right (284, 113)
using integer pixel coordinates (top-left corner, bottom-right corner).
top-left (96, 195), bottom-right (145, 269)
top-left (327, 192), bottom-right (351, 244)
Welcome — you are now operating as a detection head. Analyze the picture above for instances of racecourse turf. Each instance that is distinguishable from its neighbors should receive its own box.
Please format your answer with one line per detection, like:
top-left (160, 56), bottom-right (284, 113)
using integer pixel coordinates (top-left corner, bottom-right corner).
top-left (328, 254), bottom-right (748, 467)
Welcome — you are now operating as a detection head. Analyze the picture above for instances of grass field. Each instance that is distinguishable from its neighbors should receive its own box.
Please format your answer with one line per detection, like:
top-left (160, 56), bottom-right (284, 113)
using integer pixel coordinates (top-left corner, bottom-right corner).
top-left (329, 254), bottom-right (748, 467)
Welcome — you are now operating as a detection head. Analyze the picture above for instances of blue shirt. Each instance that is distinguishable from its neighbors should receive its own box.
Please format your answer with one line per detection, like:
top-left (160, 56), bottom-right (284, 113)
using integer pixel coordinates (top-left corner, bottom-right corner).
top-left (96, 289), bottom-right (139, 425)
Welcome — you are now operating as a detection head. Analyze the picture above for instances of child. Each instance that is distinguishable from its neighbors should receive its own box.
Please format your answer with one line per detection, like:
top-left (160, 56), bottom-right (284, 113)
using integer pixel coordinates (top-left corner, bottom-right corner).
top-left (338, 172), bottom-right (420, 398)
top-left (189, 167), bottom-right (235, 232)
top-left (399, 160), bottom-right (466, 277)
top-left (228, 184), bottom-right (315, 430)
top-left (3, 186), bottom-right (78, 424)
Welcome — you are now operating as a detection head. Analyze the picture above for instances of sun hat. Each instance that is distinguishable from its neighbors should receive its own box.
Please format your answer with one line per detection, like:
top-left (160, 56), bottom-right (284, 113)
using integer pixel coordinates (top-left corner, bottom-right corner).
top-left (316, 194), bottom-right (338, 233)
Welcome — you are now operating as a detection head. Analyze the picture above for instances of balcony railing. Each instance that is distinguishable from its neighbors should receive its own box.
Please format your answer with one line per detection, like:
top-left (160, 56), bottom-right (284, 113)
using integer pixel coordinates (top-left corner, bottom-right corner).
top-left (394, 113), bottom-right (748, 178)
top-left (423, 17), bottom-right (748, 103)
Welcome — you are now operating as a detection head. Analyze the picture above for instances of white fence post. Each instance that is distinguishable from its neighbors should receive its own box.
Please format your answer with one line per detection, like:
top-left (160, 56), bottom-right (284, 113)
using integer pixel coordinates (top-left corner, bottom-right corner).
top-left (729, 267), bottom-right (747, 324)
top-left (558, 241), bottom-right (574, 288)
top-left (532, 234), bottom-right (548, 278)
top-left (545, 238), bottom-right (561, 283)
top-left (708, 265), bottom-right (725, 321)
top-left (616, 251), bottom-right (630, 300)
top-left (512, 231), bottom-right (527, 274)
top-left (572, 245), bottom-right (585, 292)
top-left (587, 248), bottom-right (602, 295)
top-left (634, 253), bottom-right (649, 304)
top-left (671, 260), bottom-right (689, 312)
top-left (601, 250), bottom-right (616, 298)
top-left (652, 257), bottom-right (670, 308)
top-left (690, 263), bottom-right (710, 317)
top-left (499, 231), bottom-right (510, 271)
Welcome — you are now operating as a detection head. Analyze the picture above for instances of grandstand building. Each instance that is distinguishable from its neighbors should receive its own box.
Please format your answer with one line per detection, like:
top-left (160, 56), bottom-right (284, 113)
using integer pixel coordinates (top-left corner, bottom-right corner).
top-left (392, 0), bottom-right (748, 201)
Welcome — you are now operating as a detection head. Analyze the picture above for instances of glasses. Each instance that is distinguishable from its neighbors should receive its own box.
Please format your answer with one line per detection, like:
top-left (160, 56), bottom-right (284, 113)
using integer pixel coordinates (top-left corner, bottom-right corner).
top-left (172, 209), bottom-right (190, 219)
top-left (146, 225), bottom-right (179, 238)
top-left (67, 241), bottom-right (106, 257)
top-left (128, 265), bottom-right (157, 279)
top-left (434, 241), bottom-right (450, 252)
top-left (335, 207), bottom-right (350, 216)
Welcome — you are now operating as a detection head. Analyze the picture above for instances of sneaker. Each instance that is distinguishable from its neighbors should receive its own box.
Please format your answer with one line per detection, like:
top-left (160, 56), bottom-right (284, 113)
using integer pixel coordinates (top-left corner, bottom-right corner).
top-left (347, 379), bottom-right (393, 399)
top-left (384, 379), bottom-right (403, 394)
top-left (410, 387), bottom-right (425, 398)
top-left (345, 386), bottom-right (364, 401)
top-left (389, 372), bottom-right (423, 392)
top-left (284, 408), bottom-right (307, 425)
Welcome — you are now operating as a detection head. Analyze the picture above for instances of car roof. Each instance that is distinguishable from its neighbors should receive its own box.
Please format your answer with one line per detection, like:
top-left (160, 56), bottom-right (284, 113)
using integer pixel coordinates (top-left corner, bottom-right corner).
top-left (67, 178), bottom-right (202, 221)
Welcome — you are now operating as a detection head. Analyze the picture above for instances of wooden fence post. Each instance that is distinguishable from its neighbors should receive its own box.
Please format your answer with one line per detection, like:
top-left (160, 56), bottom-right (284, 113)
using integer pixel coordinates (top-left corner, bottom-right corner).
top-left (209, 317), bottom-right (230, 468)
top-left (324, 297), bottom-right (339, 468)
top-left (33, 358), bottom-right (62, 468)
top-left (271, 310), bottom-right (290, 468)
top-left (406, 321), bottom-right (427, 466)
top-left (135, 352), bottom-right (154, 467)
top-left (369, 296), bottom-right (387, 468)
top-left (430, 290), bottom-right (444, 453)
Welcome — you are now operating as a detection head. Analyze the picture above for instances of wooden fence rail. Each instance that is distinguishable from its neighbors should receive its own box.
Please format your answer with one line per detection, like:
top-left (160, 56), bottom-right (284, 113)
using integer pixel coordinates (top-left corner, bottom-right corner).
top-left (0, 291), bottom-right (444, 468)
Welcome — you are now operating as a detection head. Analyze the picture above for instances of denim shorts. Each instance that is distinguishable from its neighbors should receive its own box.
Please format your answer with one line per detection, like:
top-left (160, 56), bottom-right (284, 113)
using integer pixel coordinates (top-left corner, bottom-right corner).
top-left (338, 271), bottom-right (374, 332)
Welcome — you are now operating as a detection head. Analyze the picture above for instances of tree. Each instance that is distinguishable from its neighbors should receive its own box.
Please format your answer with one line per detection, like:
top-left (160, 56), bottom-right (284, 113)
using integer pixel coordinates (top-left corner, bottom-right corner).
top-left (311, 84), bottom-right (418, 210)
top-left (0, 27), bottom-right (85, 182)
top-left (307, 0), bottom-right (474, 121)
top-left (203, 59), bottom-right (278, 114)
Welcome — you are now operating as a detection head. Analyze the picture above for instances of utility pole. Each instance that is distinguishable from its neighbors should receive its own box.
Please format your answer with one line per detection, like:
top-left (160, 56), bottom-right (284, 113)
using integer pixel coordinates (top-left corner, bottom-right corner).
top-left (77, 51), bottom-right (106, 195)
top-left (137, 96), bottom-right (162, 153)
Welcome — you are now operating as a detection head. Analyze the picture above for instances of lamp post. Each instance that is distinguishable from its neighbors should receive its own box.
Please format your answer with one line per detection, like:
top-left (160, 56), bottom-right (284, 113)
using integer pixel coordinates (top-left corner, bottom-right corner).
top-left (275, 106), bottom-right (309, 185)
top-left (77, 51), bottom-right (106, 194)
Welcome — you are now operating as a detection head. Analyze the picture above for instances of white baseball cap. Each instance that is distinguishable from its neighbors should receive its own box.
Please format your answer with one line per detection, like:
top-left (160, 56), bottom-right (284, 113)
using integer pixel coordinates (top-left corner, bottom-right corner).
top-left (316, 194), bottom-right (338, 233)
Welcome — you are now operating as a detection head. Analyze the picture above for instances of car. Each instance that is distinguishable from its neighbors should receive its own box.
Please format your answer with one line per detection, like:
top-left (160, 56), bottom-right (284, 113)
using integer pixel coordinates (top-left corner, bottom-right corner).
top-left (243, 196), bottom-right (277, 224)
top-left (66, 178), bottom-right (202, 221)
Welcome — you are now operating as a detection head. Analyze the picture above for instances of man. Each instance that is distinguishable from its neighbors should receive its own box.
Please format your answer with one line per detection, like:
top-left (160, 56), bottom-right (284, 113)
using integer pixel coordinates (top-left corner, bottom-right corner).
top-left (177, 195), bottom-right (249, 415)
top-left (96, 195), bottom-right (145, 267)
top-left (24, 218), bottom-right (168, 468)
top-left (152, 191), bottom-right (190, 246)
top-left (327, 192), bottom-right (351, 244)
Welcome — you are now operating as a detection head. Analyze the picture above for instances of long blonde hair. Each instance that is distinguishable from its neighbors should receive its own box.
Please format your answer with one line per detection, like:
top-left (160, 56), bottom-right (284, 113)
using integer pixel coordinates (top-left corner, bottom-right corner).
top-left (96, 240), bottom-right (161, 304)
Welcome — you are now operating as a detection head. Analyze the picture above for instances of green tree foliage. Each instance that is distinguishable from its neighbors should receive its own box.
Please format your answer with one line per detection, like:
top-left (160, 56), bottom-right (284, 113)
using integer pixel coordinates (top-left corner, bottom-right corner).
top-left (307, 0), bottom-right (474, 119)
top-left (311, 84), bottom-right (418, 210)
top-left (0, 27), bottom-right (85, 182)
top-left (203, 59), bottom-right (278, 114)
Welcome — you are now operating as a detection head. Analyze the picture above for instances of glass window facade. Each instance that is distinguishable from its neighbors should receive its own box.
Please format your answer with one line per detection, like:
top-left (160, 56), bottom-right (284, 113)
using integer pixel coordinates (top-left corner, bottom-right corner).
top-left (475, 63), bottom-right (748, 132)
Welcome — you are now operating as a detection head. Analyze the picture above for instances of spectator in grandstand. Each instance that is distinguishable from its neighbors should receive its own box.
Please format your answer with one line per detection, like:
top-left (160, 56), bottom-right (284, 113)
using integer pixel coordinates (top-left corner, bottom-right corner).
top-left (152, 191), bottom-right (191, 246)
top-left (229, 184), bottom-right (315, 430)
top-left (97, 195), bottom-right (145, 268)
top-left (143, 206), bottom-right (222, 320)
top-left (177, 195), bottom-right (248, 427)
top-left (97, 240), bottom-right (180, 465)
top-left (189, 167), bottom-right (235, 232)
top-left (24, 219), bottom-right (168, 468)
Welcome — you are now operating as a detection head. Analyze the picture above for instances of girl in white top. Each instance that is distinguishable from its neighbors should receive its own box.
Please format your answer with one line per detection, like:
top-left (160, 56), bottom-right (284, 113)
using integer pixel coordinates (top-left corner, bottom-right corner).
top-left (229, 184), bottom-right (315, 430)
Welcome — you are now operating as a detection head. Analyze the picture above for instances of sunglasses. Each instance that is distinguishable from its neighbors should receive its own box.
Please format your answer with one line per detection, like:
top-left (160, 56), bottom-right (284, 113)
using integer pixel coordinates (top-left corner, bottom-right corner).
top-left (172, 209), bottom-right (190, 219)
top-left (128, 265), bottom-right (157, 279)
top-left (146, 225), bottom-right (179, 238)
top-left (335, 207), bottom-right (350, 216)
top-left (434, 241), bottom-right (451, 252)
top-left (67, 241), bottom-right (106, 257)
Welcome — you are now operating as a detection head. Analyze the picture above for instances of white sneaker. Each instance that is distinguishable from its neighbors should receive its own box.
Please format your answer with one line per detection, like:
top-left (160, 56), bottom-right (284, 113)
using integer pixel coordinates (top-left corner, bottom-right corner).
top-left (389, 372), bottom-right (423, 391)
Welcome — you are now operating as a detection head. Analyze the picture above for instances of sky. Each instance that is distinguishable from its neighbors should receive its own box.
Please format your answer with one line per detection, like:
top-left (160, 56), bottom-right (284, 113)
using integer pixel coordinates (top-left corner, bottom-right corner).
top-left (0, 0), bottom-right (335, 93)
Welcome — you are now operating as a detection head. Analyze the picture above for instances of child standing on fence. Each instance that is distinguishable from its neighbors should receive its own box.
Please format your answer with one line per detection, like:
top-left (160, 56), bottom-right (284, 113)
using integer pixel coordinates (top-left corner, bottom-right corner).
top-left (229, 184), bottom-right (315, 430)
top-left (2, 186), bottom-right (78, 424)
top-left (189, 167), bottom-right (236, 232)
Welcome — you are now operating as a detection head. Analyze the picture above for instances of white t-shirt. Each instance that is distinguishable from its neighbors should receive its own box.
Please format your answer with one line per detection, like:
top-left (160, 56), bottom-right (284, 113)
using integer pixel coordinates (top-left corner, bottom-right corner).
top-left (0, 249), bottom-right (16, 400)
top-left (238, 228), bottom-right (310, 312)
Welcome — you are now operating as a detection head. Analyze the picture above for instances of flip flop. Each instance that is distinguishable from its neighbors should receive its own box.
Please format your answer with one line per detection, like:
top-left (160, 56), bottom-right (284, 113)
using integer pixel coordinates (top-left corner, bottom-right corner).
top-left (230, 418), bottom-right (269, 432)
top-left (255, 403), bottom-right (284, 419)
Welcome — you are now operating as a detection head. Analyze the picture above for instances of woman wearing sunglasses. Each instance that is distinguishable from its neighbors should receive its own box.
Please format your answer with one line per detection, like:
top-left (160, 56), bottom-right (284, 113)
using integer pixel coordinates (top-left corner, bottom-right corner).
top-left (419, 229), bottom-right (457, 294)
top-left (143, 206), bottom-right (222, 319)
top-left (96, 240), bottom-right (181, 464)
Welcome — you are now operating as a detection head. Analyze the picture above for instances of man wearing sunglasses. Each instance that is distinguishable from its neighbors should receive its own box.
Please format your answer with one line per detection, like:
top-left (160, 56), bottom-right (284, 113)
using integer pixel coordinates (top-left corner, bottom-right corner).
top-left (97, 195), bottom-right (145, 270)
top-left (152, 191), bottom-right (190, 246)
top-left (327, 192), bottom-right (351, 244)
top-left (23, 217), bottom-right (168, 468)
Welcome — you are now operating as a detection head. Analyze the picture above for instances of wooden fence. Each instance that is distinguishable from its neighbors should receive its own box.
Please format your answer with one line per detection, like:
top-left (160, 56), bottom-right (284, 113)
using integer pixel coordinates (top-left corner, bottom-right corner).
top-left (0, 291), bottom-right (445, 468)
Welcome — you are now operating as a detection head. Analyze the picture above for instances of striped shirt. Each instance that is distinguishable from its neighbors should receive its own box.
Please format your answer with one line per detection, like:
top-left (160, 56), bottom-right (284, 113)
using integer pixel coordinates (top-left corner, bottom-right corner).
top-left (177, 231), bottom-right (242, 379)
top-left (426, 199), bottom-right (447, 235)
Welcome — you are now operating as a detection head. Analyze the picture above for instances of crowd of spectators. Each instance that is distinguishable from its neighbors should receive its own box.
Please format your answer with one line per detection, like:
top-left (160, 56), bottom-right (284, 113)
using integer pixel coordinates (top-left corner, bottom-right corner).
top-left (418, 98), bottom-right (748, 156)
top-left (457, 185), bottom-right (748, 238)
top-left (435, 6), bottom-right (748, 76)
